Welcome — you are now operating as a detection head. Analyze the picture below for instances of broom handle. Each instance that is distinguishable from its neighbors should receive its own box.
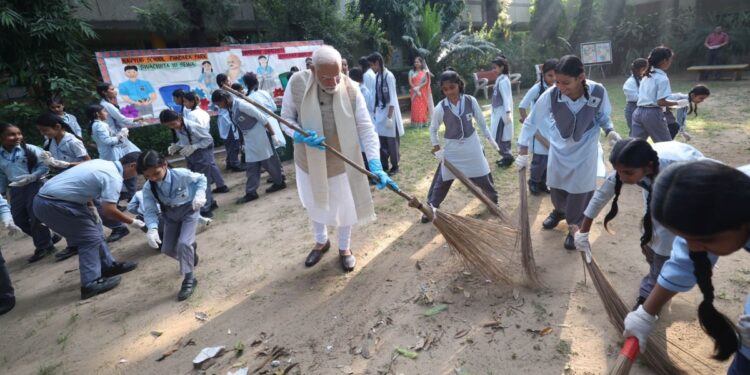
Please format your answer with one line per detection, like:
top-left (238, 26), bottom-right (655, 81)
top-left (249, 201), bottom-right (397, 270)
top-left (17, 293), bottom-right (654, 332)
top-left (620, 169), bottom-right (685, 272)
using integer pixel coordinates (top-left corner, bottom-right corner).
top-left (221, 84), bottom-right (434, 220)
top-left (442, 159), bottom-right (511, 224)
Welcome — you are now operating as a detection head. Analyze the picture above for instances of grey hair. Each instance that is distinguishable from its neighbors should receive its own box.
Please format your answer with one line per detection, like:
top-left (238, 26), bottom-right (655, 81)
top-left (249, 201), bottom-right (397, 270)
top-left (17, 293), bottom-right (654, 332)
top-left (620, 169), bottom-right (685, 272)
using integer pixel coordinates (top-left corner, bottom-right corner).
top-left (312, 45), bottom-right (342, 68)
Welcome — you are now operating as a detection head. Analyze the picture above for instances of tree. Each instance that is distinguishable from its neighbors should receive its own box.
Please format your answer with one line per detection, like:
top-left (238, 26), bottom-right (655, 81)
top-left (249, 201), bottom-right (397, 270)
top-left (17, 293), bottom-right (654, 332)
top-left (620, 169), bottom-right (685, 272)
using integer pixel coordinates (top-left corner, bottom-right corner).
top-left (358, 0), bottom-right (421, 44)
top-left (529, 0), bottom-right (564, 42)
top-left (132, 0), bottom-right (240, 47)
top-left (569, 0), bottom-right (595, 49)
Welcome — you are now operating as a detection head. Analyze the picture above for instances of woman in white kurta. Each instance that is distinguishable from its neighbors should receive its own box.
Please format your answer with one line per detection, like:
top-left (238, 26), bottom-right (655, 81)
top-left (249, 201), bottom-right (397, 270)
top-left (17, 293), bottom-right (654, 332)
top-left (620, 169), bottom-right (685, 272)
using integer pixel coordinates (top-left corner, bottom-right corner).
top-left (367, 52), bottom-right (404, 175)
top-left (489, 56), bottom-right (515, 167)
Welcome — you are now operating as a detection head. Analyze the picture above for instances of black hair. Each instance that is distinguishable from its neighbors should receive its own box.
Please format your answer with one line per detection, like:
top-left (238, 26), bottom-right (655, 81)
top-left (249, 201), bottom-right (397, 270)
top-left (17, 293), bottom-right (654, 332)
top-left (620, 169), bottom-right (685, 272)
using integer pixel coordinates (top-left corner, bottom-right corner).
top-left (172, 89), bottom-right (185, 99)
top-left (439, 70), bottom-right (465, 94)
top-left (36, 113), bottom-right (84, 150)
top-left (96, 82), bottom-right (112, 98)
top-left (602, 138), bottom-right (660, 249)
top-left (630, 58), bottom-right (648, 86)
top-left (0, 122), bottom-right (37, 172)
top-left (159, 109), bottom-right (192, 144)
top-left (242, 72), bottom-right (259, 93)
top-left (216, 73), bottom-right (229, 88)
top-left (85, 104), bottom-right (105, 135)
top-left (183, 91), bottom-right (199, 110)
top-left (491, 55), bottom-right (510, 76)
top-left (555, 55), bottom-right (589, 100)
top-left (348, 67), bottom-right (364, 83)
top-left (290, 66), bottom-right (299, 73)
top-left (367, 53), bottom-right (387, 109)
top-left (258, 55), bottom-right (267, 61)
top-left (230, 83), bottom-right (244, 92)
top-left (537, 58), bottom-right (559, 101)
top-left (211, 89), bottom-right (232, 105)
top-left (644, 46), bottom-right (673, 77)
top-left (366, 52), bottom-right (384, 67)
top-left (688, 84), bottom-right (711, 116)
top-left (137, 150), bottom-right (169, 211)
top-left (123, 65), bottom-right (138, 72)
top-left (201, 60), bottom-right (212, 73)
top-left (652, 161), bottom-right (748, 360)
top-left (119, 151), bottom-right (141, 166)
top-left (358, 56), bottom-right (369, 72)
top-left (46, 96), bottom-right (65, 107)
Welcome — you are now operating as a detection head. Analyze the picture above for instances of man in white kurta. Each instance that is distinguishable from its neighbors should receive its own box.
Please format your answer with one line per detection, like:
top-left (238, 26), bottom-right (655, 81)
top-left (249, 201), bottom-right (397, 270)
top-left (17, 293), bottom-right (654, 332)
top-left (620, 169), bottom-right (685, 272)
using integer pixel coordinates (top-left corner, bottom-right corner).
top-left (281, 46), bottom-right (397, 273)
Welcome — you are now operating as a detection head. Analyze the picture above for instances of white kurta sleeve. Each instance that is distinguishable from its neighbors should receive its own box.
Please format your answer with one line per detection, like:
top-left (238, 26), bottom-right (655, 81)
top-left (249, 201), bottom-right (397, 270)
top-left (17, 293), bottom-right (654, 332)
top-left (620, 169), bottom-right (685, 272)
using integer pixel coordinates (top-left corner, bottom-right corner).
top-left (386, 72), bottom-right (399, 113)
top-left (429, 104), bottom-right (445, 146)
top-left (595, 85), bottom-right (614, 132)
top-left (280, 84), bottom-right (300, 138)
top-left (499, 76), bottom-right (513, 113)
top-left (354, 89), bottom-right (380, 161)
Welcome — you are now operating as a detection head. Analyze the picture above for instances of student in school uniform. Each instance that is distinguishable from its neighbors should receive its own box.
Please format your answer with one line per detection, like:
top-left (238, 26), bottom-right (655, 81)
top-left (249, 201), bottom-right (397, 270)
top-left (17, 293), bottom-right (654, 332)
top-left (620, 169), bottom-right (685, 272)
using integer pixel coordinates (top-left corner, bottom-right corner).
top-left (622, 58), bottom-right (648, 131)
top-left (518, 58), bottom-right (558, 195)
top-left (243, 73), bottom-right (288, 154)
top-left (0, 193), bottom-right (21, 315)
top-left (127, 190), bottom-right (211, 238)
top-left (516, 55), bottom-right (622, 250)
top-left (96, 82), bottom-right (143, 201)
top-left (47, 96), bottom-right (82, 138)
top-left (574, 139), bottom-right (705, 307)
top-left (665, 84), bottom-right (710, 141)
top-left (215, 75), bottom-right (244, 172)
top-left (172, 89), bottom-right (186, 115)
top-left (360, 56), bottom-right (376, 111)
top-left (622, 160), bottom-right (750, 374)
top-left (32, 153), bottom-right (143, 300)
top-left (211, 89), bottom-right (286, 203)
top-left (183, 91), bottom-right (230, 195)
top-left (161, 110), bottom-right (218, 218)
top-left (37, 113), bottom-right (127, 258)
top-left (0, 122), bottom-right (58, 262)
top-left (630, 46), bottom-right (679, 143)
top-left (422, 70), bottom-right (500, 223)
top-left (489, 56), bottom-right (515, 167)
top-left (367, 52), bottom-right (404, 175)
top-left (137, 150), bottom-right (206, 301)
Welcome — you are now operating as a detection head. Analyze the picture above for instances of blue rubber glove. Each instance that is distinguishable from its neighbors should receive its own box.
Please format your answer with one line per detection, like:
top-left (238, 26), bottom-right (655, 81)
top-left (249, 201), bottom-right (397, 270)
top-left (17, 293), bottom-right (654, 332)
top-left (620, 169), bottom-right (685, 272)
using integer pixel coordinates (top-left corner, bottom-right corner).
top-left (367, 159), bottom-right (398, 190)
top-left (293, 130), bottom-right (326, 150)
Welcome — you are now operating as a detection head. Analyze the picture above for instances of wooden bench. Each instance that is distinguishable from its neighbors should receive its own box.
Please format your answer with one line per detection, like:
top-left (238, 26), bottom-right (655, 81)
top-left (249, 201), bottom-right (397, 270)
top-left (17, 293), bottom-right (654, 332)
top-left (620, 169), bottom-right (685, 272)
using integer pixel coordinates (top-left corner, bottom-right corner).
top-left (473, 70), bottom-right (521, 99)
top-left (687, 64), bottom-right (749, 81)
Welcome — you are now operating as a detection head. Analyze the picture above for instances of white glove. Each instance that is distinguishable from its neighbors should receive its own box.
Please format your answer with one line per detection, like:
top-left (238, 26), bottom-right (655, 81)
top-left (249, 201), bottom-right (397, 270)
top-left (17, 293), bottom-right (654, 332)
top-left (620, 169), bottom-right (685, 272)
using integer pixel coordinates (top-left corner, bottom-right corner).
top-left (129, 218), bottom-right (146, 229)
top-left (515, 154), bottom-right (528, 171)
top-left (606, 131), bottom-right (622, 147)
top-left (676, 99), bottom-right (690, 108)
top-left (179, 145), bottom-right (197, 157)
top-left (192, 192), bottom-right (207, 211)
top-left (116, 128), bottom-right (129, 140)
top-left (40, 151), bottom-right (52, 161)
top-left (47, 158), bottom-right (71, 169)
top-left (489, 138), bottom-right (500, 152)
top-left (146, 228), bottom-right (162, 249)
top-left (386, 118), bottom-right (394, 129)
top-left (623, 305), bottom-right (658, 353)
top-left (502, 112), bottom-right (512, 126)
top-left (3, 220), bottom-right (21, 237)
top-left (574, 231), bottom-right (592, 263)
top-left (433, 149), bottom-right (444, 162)
top-left (167, 143), bottom-right (182, 156)
top-left (198, 216), bottom-right (212, 226)
top-left (88, 205), bottom-right (102, 225)
top-left (9, 174), bottom-right (37, 187)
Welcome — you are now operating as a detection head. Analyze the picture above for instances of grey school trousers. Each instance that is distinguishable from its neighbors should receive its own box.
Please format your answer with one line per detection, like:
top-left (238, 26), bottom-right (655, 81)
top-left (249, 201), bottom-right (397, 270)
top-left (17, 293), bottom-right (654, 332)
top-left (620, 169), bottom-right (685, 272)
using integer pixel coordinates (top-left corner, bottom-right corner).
top-left (550, 188), bottom-right (594, 227)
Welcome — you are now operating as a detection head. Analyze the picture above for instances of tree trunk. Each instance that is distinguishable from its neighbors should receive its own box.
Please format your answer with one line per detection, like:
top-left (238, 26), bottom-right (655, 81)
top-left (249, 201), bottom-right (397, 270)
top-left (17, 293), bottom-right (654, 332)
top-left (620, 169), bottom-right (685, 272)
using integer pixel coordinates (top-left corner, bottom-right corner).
top-left (485, 0), bottom-right (498, 29)
top-left (603, 0), bottom-right (627, 33)
top-left (181, 0), bottom-right (209, 46)
top-left (530, 0), bottom-right (563, 41)
top-left (569, 0), bottom-right (594, 50)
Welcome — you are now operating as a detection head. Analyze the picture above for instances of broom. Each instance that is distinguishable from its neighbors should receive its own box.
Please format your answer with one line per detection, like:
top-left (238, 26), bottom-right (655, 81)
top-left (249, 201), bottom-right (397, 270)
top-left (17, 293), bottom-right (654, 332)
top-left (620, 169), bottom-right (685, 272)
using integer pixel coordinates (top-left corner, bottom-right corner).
top-left (609, 337), bottom-right (639, 375)
top-left (517, 166), bottom-right (542, 286)
top-left (222, 85), bottom-right (520, 285)
top-left (580, 253), bottom-right (715, 374)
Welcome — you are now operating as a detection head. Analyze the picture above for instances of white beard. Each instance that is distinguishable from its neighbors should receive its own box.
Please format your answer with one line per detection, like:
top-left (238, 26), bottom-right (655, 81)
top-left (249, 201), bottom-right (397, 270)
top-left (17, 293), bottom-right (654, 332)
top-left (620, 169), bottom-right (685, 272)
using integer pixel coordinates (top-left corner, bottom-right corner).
top-left (317, 80), bottom-right (339, 95)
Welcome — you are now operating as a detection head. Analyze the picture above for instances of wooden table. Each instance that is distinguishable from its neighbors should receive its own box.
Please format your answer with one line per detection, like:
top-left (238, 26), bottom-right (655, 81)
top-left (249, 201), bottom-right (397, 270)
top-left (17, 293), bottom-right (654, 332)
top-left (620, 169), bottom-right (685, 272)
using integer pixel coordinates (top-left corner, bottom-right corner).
top-left (687, 64), bottom-right (749, 81)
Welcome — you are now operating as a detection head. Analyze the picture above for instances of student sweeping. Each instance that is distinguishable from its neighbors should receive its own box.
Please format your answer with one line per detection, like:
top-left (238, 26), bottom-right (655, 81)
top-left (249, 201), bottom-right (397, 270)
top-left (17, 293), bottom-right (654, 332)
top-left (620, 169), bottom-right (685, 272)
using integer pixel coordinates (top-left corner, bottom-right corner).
top-left (574, 139), bottom-right (705, 307)
top-left (183, 91), bottom-right (229, 195)
top-left (211, 89), bottom-right (286, 204)
top-left (518, 58), bottom-right (558, 195)
top-left (137, 150), bottom-right (206, 301)
top-left (161, 110), bottom-right (218, 217)
top-left (622, 58), bottom-right (648, 131)
top-left (516, 55), bottom-right (622, 250)
top-left (47, 96), bottom-right (82, 138)
top-left (216, 75), bottom-right (244, 172)
top-left (32, 153), bottom-right (143, 300)
top-left (0, 122), bottom-right (58, 262)
top-left (630, 46), bottom-right (678, 142)
top-left (0, 193), bottom-right (21, 315)
top-left (622, 160), bottom-right (750, 374)
top-left (666, 84), bottom-right (711, 141)
top-left (489, 56), bottom-right (515, 167)
top-left (422, 70), bottom-right (500, 223)
top-left (367, 52), bottom-right (404, 175)
top-left (243, 72), bottom-right (287, 151)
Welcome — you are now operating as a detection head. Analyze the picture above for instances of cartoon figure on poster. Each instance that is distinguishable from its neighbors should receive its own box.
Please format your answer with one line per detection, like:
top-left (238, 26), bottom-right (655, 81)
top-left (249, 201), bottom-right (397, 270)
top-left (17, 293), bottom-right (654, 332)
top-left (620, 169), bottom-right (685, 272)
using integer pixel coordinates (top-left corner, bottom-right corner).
top-left (196, 60), bottom-right (218, 95)
top-left (225, 53), bottom-right (246, 89)
top-left (256, 55), bottom-right (277, 92)
top-left (119, 65), bottom-right (157, 117)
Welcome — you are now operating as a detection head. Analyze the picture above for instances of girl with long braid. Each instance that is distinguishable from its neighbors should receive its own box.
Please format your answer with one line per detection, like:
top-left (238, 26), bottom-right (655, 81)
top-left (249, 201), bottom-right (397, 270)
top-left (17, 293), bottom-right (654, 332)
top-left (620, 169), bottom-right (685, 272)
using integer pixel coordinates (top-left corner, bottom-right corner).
top-left (630, 46), bottom-right (679, 142)
top-left (367, 52), bottom-right (404, 175)
top-left (623, 160), bottom-right (750, 374)
top-left (622, 58), bottom-right (648, 131)
top-left (575, 138), bottom-right (705, 307)
top-left (666, 84), bottom-right (711, 141)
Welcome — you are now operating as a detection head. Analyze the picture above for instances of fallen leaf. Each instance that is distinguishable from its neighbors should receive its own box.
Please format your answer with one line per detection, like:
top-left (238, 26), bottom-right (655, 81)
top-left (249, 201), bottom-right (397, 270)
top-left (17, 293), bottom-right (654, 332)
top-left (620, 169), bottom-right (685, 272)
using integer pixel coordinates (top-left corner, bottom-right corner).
top-left (454, 329), bottom-right (470, 339)
top-left (394, 347), bottom-right (418, 359)
top-left (540, 327), bottom-right (553, 336)
top-left (150, 331), bottom-right (163, 338)
top-left (415, 260), bottom-right (423, 270)
top-left (423, 304), bottom-right (448, 317)
top-left (251, 339), bottom-right (263, 347)
top-left (412, 336), bottom-right (427, 351)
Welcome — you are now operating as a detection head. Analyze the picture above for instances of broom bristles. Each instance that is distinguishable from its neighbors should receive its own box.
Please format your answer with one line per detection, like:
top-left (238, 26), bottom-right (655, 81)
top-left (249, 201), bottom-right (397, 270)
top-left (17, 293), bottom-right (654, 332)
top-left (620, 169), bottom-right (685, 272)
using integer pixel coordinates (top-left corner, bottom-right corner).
top-left (433, 209), bottom-right (519, 285)
top-left (518, 168), bottom-right (542, 287)
top-left (609, 337), bottom-right (639, 375)
top-left (582, 253), bottom-right (716, 375)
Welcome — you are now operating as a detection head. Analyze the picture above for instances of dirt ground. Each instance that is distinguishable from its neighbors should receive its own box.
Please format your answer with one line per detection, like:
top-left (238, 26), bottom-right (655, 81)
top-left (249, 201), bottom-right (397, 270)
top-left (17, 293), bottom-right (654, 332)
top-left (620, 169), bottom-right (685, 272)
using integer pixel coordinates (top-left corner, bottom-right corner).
top-left (1, 76), bottom-right (749, 375)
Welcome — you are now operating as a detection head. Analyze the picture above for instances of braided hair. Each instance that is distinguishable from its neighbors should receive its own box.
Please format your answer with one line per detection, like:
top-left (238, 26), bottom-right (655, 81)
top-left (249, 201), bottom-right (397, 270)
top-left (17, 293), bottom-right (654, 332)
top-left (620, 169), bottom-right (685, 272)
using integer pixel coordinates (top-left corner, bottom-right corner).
top-left (555, 55), bottom-right (589, 100)
top-left (136, 150), bottom-right (169, 212)
top-left (159, 109), bottom-right (192, 144)
top-left (602, 139), bottom-right (660, 250)
top-left (183, 91), bottom-right (200, 111)
top-left (630, 58), bottom-right (648, 86)
top-left (687, 84), bottom-right (711, 116)
top-left (36, 113), bottom-right (84, 151)
top-left (367, 52), bottom-right (388, 109)
top-left (242, 72), bottom-right (259, 94)
top-left (491, 55), bottom-right (510, 77)
top-left (644, 46), bottom-right (673, 78)
top-left (536, 58), bottom-right (559, 102)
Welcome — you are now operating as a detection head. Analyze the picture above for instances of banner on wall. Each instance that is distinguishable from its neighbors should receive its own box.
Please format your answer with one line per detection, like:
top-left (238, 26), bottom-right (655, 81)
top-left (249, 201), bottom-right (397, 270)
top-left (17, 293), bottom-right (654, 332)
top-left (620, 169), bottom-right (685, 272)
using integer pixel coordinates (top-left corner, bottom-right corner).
top-left (95, 40), bottom-right (322, 120)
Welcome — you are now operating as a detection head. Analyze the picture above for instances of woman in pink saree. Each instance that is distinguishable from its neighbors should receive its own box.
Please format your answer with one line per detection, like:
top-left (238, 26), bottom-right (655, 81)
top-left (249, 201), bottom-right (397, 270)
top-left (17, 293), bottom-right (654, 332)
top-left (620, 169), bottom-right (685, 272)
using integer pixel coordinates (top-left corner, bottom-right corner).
top-left (408, 56), bottom-right (434, 128)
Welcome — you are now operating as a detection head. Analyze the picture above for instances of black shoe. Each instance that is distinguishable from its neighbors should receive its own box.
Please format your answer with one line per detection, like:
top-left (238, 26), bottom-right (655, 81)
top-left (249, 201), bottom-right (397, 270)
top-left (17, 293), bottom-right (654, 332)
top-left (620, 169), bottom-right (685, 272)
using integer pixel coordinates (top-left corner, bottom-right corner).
top-left (106, 227), bottom-right (130, 243)
top-left (420, 214), bottom-right (430, 224)
top-left (265, 182), bottom-right (287, 193)
top-left (178, 277), bottom-right (198, 301)
top-left (528, 180), bottom-right (541, 196)
top-left (102, 261), bottom-right (138, 278)
top-left (201, 210), bottom-right (214, 218)
top-left (339, 251), bottom-right (356, 272)
top-left (496, 157), bottom-right (514, 168)
top-left (55, 246), bottom-right (78, 261)
top-left (0, 297), bottom-right (15, 315)
top-left (564, 233), bottom-right (576, 250)
top-left (51, 233), bottom-right (63, 244)
top-left (193, 243), bottom-right (199, 266)
top-left (540, 183), bottom-right (551, 194)
top-left (305, 241), bottom-right (330, 267)
top-left (236, 192), bottom-right (259, 204)
top-left (228, 165), bottom-right (244, 172)
top-left (210, 201), bottom-right (219, 211)
top-left (387, 167), bottom-right (400, 176)
top-left (27, 246), bottom-right (55, 263)
top-left (81, 276), bottom-right (121, 300)
top-left (542, 211), bottom-right (565, 230)
top-left (212, 186), bottom-right (230, 194)
top-left (633, 296), bottom-right (647, 311)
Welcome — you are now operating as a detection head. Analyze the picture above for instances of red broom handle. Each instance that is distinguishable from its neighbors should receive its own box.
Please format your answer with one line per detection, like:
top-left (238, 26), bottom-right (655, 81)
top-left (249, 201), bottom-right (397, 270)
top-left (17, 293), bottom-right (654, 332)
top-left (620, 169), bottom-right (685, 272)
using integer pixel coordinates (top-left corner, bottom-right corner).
top-left (610, 337), bottom-right (640, 375)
